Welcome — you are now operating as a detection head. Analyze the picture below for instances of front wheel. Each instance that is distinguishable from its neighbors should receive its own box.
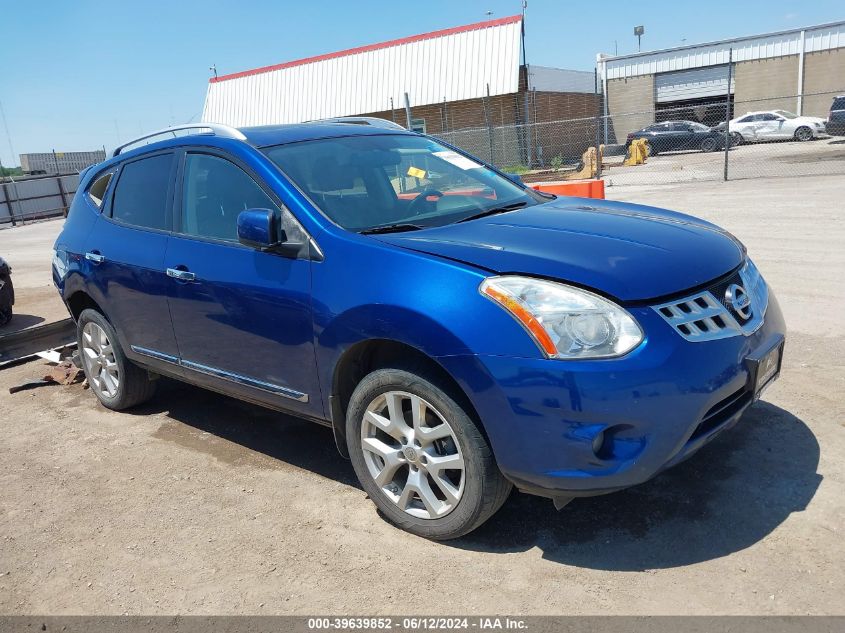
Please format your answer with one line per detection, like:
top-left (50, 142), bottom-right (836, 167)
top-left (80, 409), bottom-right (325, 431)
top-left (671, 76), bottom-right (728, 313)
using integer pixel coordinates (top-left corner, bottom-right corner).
top-left (794, 126), bottom-right (813, 142)
top-left (346, 367), bottom-right (512, 540)
top-left (730, 132), bottom-right (744, 146)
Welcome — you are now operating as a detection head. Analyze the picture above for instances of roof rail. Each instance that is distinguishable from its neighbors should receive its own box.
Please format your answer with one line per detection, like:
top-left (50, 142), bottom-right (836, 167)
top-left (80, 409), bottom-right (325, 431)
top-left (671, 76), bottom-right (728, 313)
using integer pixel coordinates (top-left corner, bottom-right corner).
top-left (112, 123), bottom-right (247, 157)
top-left (313, 116), bottom-right (407, 131)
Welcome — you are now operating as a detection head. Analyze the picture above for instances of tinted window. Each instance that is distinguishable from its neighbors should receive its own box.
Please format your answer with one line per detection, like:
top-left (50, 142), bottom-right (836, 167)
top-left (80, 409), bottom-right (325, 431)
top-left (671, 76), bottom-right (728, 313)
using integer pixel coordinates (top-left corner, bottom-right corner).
top-left (87, 172), bottom-right (112, 208)
top-left (738, 116), bottom-right (754, 123)
top-left (182, 154), bottom-right (278, 241)
top-left (112, 154), bottom-right (174, 230)
top-left (832, 97), bottom-right (845, 110)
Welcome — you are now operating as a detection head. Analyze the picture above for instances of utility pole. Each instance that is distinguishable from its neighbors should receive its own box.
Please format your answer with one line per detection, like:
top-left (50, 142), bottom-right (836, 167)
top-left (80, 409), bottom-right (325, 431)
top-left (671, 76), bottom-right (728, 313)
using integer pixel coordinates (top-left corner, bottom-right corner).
top-left (723, 48), bottom-right (733, 182)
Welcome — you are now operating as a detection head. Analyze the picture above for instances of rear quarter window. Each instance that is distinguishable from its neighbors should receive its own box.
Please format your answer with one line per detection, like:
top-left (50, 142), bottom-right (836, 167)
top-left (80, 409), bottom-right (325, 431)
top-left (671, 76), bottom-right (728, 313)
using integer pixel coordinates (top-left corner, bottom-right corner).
top-left (111, 153), bottom-right (174, 231)
top-left (832, 97), bottom-right (845, 111)
top-left (87, 172), bottom-right (113, 208)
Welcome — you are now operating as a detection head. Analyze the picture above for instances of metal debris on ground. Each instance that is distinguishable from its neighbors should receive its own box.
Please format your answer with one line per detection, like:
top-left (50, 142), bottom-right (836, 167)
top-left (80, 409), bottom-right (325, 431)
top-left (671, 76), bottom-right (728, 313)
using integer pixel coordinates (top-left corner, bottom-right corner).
top-left (8, 360), bottom-right (84, 394)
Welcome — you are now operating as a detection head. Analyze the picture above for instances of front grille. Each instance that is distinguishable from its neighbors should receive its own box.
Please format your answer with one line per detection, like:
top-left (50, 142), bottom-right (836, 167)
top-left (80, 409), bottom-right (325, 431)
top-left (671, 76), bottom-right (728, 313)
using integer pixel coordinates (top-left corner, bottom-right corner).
top-left (653, 261), bottom-right (768, 342)
top-left (689, 387), bottom-right (752, 442)
top-left (654, 290), bottom-right (739, 341)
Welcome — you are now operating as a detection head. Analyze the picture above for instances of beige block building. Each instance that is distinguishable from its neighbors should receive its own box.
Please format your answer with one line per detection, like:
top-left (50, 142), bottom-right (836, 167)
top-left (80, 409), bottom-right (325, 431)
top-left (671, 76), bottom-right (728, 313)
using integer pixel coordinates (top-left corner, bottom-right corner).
top-left (597, 21), bottom-right (845, 144)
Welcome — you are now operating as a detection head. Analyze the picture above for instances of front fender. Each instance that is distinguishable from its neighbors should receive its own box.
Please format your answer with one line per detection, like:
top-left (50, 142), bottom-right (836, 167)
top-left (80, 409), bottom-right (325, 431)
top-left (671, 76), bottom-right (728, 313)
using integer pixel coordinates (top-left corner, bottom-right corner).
top-left (310, 234), bottom-right (545, 424)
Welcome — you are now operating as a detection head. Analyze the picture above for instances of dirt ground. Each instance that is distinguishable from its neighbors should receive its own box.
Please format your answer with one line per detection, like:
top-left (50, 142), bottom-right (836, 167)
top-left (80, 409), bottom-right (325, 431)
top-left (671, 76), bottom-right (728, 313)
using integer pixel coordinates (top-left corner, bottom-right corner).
top-left (0, 176), bottom-right (843, 615)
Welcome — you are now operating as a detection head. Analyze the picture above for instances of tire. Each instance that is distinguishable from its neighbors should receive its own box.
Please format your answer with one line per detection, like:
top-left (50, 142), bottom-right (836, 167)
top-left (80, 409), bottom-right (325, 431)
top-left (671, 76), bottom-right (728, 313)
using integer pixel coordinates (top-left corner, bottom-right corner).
top-left (346, 367), bottom-right (512, 540)
top-left (730, 132), bottom-right (744, 146)
top-left (700, 137), bottom-right (718, 152)
top-left (643, 140), bottom-right (658, 156)
top-left (77, 308), bottom-right (156, 410)
top-left (0, 272), bottom-right (13, 327)
top-left (794, 126), bottom-right (813, 142)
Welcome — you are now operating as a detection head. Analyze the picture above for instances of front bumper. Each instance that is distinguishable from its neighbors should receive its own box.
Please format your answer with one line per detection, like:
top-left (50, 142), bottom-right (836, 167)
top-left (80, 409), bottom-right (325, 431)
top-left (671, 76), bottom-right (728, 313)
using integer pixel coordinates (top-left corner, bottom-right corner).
top-left (437, 292), bottom-right (786, 500)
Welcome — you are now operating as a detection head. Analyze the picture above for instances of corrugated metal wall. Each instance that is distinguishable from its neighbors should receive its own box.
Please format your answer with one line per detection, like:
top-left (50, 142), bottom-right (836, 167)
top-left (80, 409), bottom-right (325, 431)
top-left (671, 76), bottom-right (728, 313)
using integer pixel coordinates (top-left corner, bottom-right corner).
top-left (202, 17), bottom-right (523, 127)
top-left (602, 21), bottom-right (845, 80)
top-left (0, 175), bottom-right (79, 224)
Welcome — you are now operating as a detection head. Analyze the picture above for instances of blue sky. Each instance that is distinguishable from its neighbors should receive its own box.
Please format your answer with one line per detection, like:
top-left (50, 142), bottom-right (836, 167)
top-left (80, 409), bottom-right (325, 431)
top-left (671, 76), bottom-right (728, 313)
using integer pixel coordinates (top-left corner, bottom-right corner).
top-left (1, 0), bottom-right (842, 167)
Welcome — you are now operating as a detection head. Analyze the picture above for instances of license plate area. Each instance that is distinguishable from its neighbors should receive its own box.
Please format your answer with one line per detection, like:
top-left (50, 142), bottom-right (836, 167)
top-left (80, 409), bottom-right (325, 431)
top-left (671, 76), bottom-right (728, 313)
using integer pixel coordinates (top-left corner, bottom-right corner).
top-left (745, 335), bottom-right (785, 400)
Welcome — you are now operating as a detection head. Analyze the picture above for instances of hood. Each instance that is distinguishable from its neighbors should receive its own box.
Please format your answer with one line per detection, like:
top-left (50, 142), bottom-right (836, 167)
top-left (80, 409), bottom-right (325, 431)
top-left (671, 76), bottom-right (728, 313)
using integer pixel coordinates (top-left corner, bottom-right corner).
top-left (374, 198), bottom-right (744, 302)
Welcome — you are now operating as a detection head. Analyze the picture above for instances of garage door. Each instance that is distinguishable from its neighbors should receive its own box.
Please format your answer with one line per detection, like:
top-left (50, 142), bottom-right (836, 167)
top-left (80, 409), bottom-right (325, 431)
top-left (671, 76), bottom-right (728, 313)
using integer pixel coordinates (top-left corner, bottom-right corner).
top-left (656, 65), bottom-right (735, 103)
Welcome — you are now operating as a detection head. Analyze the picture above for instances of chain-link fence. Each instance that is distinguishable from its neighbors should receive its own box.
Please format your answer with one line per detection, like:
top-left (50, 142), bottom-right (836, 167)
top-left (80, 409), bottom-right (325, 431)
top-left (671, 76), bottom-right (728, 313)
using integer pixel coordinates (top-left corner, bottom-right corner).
top-left (427, 89), bottom-right (845, 187)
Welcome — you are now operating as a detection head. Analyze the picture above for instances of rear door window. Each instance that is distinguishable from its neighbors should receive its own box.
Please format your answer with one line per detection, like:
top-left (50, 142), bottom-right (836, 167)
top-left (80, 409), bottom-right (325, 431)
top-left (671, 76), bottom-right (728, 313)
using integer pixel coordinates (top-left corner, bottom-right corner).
top-left (111, 153), bottom-right (174, 231)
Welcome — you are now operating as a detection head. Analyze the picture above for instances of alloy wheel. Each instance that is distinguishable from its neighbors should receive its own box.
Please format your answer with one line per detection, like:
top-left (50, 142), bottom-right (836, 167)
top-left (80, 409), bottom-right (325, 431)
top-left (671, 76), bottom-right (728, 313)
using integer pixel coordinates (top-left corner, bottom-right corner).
top-left (795, 126), bottom-right (812, 141)
top-left (361, 390), bottom-right (465, 519)
top-left (81, 321), bottom-right (120, 399)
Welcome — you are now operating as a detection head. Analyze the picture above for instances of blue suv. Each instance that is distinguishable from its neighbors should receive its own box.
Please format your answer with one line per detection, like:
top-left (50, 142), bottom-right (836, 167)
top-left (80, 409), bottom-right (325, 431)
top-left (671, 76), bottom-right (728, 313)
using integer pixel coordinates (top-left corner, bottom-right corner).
top-left (53, 119), bottom-right (785, 539)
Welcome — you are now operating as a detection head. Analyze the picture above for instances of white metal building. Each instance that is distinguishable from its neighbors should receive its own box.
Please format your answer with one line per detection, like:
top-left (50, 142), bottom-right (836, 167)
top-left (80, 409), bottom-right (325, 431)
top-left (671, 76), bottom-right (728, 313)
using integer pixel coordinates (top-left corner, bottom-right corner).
top-left (203, 15), bottom-right (524, 127)
top-left (597, 21), bottom-right (845, 142)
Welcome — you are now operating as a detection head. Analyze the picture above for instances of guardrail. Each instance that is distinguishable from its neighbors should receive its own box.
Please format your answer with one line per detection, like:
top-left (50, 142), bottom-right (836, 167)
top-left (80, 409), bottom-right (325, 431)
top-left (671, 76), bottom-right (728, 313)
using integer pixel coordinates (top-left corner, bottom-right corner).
top-left (0, 319), bottom-right (77, 367)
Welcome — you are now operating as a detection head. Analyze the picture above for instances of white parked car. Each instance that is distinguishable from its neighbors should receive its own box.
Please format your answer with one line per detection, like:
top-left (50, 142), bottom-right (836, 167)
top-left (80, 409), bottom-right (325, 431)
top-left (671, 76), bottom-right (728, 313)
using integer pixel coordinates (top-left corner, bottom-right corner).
top-left (729, 110), bottom-right (828, 144)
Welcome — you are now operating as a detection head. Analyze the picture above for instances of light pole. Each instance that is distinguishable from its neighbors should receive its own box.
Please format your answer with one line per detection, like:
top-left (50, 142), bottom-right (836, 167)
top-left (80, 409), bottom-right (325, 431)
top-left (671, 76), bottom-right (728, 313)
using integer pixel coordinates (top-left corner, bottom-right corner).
top-left (634, 25), bottom-right (644, 52)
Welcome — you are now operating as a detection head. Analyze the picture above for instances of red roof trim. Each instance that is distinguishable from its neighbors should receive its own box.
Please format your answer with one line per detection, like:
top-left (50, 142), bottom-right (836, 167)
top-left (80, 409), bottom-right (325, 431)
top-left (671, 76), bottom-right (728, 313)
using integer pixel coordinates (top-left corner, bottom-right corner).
top-left (210, 14), bottom-right (522, 84)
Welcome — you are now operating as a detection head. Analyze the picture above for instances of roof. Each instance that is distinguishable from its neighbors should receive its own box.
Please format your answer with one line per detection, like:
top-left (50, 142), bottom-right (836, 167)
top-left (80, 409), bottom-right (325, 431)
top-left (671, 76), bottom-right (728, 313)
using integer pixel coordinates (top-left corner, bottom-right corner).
top-left (240, 122), bottom-right (413, 147)
top-left (202, 15), bottom-right (523, 127)
top-left (211, 15), bottom-right (522, 84)
top-left (106, 120), bottom-right (415, 166)
top-left (599, 20), bottom-right (845, 80)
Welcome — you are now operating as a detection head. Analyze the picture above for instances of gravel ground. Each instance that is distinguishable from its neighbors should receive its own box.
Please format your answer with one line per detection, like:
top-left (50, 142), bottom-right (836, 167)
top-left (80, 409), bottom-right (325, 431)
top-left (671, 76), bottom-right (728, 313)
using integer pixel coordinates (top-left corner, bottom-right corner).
top-left (0, 176), bottom-right (843, 615)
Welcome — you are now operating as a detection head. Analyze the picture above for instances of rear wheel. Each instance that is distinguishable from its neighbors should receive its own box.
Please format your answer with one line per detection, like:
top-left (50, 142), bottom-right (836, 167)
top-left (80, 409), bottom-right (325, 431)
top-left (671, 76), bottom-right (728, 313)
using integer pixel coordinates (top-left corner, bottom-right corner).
top-left (794, 126), bottom-right (813, 142)
top-left (77, 308), bottom-right (156, 410)
top-left (346, 367), bottom-right (511, 540)
top-left (700, 137), bottom-right (718, 152)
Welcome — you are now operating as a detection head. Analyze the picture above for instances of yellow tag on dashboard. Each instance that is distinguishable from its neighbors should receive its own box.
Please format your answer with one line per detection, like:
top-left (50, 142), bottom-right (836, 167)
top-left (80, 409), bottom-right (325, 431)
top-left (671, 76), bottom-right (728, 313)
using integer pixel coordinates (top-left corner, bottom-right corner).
top-left (407, 166), bottom-right (426, 178)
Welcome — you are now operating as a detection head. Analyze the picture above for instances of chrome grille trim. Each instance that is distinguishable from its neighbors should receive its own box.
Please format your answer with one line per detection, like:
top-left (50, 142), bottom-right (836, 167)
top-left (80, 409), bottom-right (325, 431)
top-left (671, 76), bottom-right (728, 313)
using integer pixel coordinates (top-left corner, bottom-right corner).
top-left (653, 261), bottom-right (769, 342)
top-left (653, 291), bottom-right (742, 342)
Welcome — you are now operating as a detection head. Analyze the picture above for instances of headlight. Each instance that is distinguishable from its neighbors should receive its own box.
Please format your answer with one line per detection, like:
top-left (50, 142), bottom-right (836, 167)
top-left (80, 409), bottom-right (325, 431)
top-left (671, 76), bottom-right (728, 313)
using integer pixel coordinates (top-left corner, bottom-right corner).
top-left (480, 276), bottom-right (643, 359)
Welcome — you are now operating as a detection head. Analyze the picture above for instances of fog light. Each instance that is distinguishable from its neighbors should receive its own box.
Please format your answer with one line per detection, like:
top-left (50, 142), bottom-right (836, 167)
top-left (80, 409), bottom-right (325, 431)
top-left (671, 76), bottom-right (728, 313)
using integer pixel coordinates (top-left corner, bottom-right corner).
top-left (591, 430), bottom-right (606, 456)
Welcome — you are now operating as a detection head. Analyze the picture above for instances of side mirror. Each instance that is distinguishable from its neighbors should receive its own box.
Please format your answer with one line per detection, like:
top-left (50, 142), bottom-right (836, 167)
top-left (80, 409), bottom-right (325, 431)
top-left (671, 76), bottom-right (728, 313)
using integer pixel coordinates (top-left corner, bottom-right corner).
top-left (238, 209), bottom-right (277, 250)
top-left (504, 172), bottom-right (525, 186)
top-left (237, 209), bottom-right (305, 258)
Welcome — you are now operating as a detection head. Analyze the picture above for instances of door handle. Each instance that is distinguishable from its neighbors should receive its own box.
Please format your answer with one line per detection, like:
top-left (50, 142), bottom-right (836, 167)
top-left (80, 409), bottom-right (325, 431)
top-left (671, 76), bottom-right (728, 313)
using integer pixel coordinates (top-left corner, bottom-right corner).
top-left (85, 251), bottom-right (105, 264)
top-left (166, 267), bottom-right (196, 282)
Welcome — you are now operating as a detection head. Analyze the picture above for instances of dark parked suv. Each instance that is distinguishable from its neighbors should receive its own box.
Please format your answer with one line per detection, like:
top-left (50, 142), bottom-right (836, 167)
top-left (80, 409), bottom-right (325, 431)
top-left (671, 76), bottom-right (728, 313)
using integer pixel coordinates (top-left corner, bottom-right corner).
top-left (827, 95), bottom-right (845, 136)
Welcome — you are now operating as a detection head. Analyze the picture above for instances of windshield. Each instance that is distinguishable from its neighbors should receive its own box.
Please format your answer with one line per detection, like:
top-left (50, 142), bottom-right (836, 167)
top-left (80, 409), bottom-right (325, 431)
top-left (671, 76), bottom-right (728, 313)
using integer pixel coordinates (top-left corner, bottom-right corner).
top-left (688, 122), bottom-right (711, 132)
top-left (263, 134), bottom-right (540, 232)
top-left (775, 110), bottom-right (798, 119)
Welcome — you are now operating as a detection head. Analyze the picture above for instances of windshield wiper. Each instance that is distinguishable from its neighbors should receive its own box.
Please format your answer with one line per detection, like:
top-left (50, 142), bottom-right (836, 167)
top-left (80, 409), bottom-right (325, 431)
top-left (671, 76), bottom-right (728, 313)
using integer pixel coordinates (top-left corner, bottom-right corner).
top-left (360, 223), bottom-right (424, 235)
top-left (457, 201), bottom-right (529, 223)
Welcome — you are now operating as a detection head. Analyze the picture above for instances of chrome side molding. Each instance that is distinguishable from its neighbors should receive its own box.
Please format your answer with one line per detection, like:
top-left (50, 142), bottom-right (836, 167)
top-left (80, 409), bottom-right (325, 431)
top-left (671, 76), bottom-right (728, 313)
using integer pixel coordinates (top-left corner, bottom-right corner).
top-left (129, 346), bottom-right (308, 403)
